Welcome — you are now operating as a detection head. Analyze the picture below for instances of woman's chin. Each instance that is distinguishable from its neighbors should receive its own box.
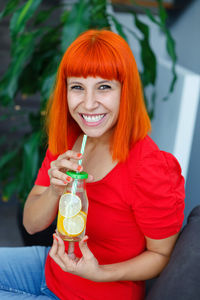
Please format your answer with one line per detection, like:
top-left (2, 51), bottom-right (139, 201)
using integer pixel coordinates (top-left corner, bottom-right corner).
top-left (81, 131), bottom-right (104, 138)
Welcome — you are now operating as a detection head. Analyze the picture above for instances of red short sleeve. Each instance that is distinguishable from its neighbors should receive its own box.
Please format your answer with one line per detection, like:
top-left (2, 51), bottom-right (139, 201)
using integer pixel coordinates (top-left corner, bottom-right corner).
top-left (34, 149), bottom-right (58, 186)
top-left (133, 150), bottom-right (185, 239)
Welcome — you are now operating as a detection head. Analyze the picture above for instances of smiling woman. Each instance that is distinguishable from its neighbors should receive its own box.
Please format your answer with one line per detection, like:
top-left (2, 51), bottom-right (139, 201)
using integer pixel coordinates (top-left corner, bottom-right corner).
top-left (0, 29), bottom-right (185, 300)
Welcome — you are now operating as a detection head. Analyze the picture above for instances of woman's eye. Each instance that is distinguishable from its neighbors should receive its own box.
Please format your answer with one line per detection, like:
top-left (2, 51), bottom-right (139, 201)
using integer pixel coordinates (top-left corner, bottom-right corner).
top-left (99, 85), bottom-right (111, 90)
top-left (71, 85), bottom-right (83, 90)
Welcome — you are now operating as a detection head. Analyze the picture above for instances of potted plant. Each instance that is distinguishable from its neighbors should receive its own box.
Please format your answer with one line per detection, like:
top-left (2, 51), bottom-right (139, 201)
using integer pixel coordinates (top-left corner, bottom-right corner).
top-left (0, 0), bottom-right (177, 245)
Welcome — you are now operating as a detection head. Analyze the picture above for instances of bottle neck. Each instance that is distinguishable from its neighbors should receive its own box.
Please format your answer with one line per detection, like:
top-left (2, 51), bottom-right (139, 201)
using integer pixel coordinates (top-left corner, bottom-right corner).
top-left (66, 178), bottom-right (86, 193)
top-left (75, 179), bottom-right (86, 189)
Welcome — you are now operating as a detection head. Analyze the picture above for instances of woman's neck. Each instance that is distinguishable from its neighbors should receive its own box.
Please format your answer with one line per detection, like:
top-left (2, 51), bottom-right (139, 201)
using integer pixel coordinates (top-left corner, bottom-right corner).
top-left (86, 129), bottom-right (113, 148)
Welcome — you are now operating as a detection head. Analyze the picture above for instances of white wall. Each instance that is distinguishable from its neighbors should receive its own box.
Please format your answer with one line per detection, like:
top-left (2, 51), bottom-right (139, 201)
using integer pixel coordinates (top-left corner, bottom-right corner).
top-left (167, 0), bottom-right (200, 222)
top-left (110, 0), bottom-right (200, 222)
top-left (150, 62), bottom-right (200, 182)
top-left (168, 0), bottom-right (200, 75)
top-left (110, 0), bottom-right (200, 75)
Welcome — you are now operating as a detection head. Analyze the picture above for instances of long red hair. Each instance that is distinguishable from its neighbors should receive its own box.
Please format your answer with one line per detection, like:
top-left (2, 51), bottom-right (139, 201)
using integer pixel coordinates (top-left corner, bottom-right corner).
top-left (46, 29), bottom-right (151, 162)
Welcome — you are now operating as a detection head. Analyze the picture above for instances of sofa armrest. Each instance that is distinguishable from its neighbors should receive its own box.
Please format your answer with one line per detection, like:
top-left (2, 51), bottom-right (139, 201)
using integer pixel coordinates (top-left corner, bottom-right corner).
top-left (145, 205), bottom-right (200, 300)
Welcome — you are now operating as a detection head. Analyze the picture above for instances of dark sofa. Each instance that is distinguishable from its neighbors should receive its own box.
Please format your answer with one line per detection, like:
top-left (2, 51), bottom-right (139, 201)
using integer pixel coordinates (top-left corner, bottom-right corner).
top-left (146, 205), bottom-right (200, 300)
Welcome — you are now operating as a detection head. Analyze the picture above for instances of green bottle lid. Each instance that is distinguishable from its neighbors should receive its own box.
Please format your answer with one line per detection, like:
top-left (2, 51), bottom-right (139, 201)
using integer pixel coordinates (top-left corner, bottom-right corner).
top-left (66, 170), bottom-right (88, 179)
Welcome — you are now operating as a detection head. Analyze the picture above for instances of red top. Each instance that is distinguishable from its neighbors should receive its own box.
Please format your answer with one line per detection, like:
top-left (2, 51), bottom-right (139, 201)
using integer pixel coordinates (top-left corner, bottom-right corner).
top-left (35, 136), bottom-right (185, 300)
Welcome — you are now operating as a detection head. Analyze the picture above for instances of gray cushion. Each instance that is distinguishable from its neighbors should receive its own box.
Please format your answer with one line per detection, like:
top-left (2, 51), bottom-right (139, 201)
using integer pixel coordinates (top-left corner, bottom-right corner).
top-left (146, 205), bottom-right (200, 300)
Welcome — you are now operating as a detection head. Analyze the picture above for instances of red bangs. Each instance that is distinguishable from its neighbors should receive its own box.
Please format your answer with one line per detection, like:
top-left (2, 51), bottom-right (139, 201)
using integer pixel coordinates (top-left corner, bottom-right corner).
top-left (61, 39), bottom-right (125, 82)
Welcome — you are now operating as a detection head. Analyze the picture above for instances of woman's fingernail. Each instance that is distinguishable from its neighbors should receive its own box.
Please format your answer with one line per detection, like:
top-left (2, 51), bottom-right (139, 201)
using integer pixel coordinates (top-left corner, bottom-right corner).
top-left (83, 237), bottom-right (89, 242)
top-left (77, 165), bottom-right (82, 172)
top-left (66, 176), bottom-right (71, 182)
top-left (53, 234), bottom-right (58, 241)
top-left (77, 153), bottom-right (82, 158)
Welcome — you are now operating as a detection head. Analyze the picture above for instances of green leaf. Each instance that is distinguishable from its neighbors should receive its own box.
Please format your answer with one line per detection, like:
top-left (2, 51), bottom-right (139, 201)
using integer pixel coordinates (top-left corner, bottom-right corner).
top-left (133, 14), bottom-right (156, 86)
top-left (10, 0), bottom-right (42, 39)
top-left (18, 24), bottom-right (61, 96)
top-left (60, 10), bottom-right (70, 24)
top-left (0, 0), bottom-right (21, 21)
top-left (0, 30), bottom-right (42, 105)
top-left (33, 6), bottom-right (58, 26)
top-left (61, 0), bottom-right (90, 53)
top-left (157, 0), bottom-right (167, 25)
top-left (166, 31), bottom-right (177, 63)
top-left (157, 0), bottom-right (177, 97)
top-left (140, 39), bottom-right (157, 86)
top-left (144, 8), bottom-right (160, 26)
top-left (89, 0), bottom-right (110, 29)
top-left (0, 149), bottom-right (18, 169)
top-left (144, 2), bottom-right (177, 98)
top-left (18, 63), bottom-right (39, 95)
top-left (28, 113), bottom-right (41, 131)
top-left (20, 131), bottom-right (41, 191)
top-left (40, 72), bottom-right (57, 104)
top-left (119, 22), bottom-right (140, 41)
top-left (2, 177), bottom-right (20, 202)
top-left (109, 15), bottom-right (128, 41)
top-left (148, 90), bottom-right (156, 119)
top-left (134, 13), bottom-right (149, 38)
top-left (36, 25), bottom-right (61, 53)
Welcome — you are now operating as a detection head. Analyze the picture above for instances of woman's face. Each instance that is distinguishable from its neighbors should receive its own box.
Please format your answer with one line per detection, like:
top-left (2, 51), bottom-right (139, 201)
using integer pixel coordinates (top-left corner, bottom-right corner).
top-left (67, 76), bottom-right (121, 138)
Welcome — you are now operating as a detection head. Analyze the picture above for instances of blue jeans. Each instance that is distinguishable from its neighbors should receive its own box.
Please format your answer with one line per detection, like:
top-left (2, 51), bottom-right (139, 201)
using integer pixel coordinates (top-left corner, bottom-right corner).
top-left (0, 246), bottom-right (59, 299)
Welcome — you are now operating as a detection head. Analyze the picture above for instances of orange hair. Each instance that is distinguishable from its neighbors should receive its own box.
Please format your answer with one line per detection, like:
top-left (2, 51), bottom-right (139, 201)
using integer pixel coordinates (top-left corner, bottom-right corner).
top-left (46, 29), bottom-right (151, 162)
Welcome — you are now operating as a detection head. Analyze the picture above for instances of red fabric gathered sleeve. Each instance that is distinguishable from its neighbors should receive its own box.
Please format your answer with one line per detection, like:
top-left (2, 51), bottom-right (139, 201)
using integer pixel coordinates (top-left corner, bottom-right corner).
top-left (35, 149), bottom-right (58, 187)
top-left (132, 150), bottom-right (185, 239)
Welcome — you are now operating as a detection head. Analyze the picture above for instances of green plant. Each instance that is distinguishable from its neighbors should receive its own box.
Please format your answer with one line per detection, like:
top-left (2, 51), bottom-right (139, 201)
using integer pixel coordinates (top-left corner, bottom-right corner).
top-left (0, 0), bottom-right (177, 205)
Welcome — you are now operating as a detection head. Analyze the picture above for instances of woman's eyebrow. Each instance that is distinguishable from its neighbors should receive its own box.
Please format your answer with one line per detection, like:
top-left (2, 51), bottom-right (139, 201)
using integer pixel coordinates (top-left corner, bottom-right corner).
top-left (97, 80), bottom-right (111, 84)
top-left (68, 81), bottom-right (82, 85)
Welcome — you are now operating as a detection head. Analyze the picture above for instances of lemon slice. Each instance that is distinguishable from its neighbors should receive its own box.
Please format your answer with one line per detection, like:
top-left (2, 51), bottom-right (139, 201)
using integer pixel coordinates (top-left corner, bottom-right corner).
top-left (79, 210), bottom-right (87, 219)
top-left (59, 193), bottom-right (82, 218)
top-left (57, 211), bottom-right (66, 235)
top-left (63, 213), bottom-right (86, 237)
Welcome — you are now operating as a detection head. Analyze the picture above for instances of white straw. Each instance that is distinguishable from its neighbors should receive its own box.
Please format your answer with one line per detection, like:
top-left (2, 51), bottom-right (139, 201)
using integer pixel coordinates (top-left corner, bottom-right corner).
top-left (78, 134), bottom-right (87, 165)
top-left (71, 135), bottom-right (87, 194)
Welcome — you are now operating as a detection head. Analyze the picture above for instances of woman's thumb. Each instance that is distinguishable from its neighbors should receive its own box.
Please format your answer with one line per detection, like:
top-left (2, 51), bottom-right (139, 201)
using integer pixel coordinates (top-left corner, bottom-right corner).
top-left (79, 236), bottom-right (93, 259)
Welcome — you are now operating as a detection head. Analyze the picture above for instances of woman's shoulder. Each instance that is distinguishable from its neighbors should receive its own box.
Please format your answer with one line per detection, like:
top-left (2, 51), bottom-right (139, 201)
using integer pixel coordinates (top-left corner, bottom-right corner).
top-left (128, 135), bottom-right (160, 163)
top-left (127, 135), bottom-right (184, 186)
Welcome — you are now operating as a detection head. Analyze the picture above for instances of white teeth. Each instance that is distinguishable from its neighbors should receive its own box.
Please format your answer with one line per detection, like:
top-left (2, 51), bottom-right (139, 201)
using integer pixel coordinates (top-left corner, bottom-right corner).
top-left (82, 114), bottom-right (105, 122)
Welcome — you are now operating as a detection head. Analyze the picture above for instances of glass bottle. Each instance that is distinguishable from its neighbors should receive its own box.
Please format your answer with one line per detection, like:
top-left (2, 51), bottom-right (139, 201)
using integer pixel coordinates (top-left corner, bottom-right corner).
top-left (56, 171), bottom-right (88, 242)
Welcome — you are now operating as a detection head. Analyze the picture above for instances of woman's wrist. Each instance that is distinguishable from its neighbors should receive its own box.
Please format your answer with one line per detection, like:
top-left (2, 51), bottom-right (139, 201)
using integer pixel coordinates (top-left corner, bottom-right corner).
top-left (48, 184), bottom-right (63, 199)
top-left (97, 263), bottom-right (124, 282)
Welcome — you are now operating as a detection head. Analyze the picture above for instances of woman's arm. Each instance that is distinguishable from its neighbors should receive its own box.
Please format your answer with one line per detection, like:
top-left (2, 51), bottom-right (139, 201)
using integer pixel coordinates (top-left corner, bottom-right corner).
top-left (23, 185), bottom-right (60, 234)
top-left (100, 233), bottom-right (179, 281)
top-left (50, 232), bottom-right (179, 282)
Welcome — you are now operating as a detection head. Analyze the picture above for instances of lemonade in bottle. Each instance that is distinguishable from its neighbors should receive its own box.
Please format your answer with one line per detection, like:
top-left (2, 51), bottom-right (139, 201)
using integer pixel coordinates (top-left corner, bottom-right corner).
top-left (57, 170), bottom-right (89, 242)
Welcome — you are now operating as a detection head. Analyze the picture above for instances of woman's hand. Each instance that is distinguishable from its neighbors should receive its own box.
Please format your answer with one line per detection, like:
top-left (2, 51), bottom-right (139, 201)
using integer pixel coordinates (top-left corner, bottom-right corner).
top-left (49, 234), bottom-right (104, 282)
top-left (48, 150), bottom-right (92, 196)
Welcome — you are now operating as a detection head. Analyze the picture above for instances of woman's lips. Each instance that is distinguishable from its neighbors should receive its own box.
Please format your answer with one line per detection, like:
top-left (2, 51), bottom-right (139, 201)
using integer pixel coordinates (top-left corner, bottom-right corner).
top-left (79, 113), bottom-right (106, 126)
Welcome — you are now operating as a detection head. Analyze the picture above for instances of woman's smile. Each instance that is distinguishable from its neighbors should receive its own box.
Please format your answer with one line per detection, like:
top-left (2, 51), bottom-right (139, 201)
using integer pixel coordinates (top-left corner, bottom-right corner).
top-left (79, 113), bottom-right (107, 126)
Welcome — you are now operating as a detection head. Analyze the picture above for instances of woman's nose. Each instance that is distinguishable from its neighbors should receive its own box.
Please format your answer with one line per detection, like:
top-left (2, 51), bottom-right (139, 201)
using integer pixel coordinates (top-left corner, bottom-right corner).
top-left (83, 90), bottom-right (98, 110)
